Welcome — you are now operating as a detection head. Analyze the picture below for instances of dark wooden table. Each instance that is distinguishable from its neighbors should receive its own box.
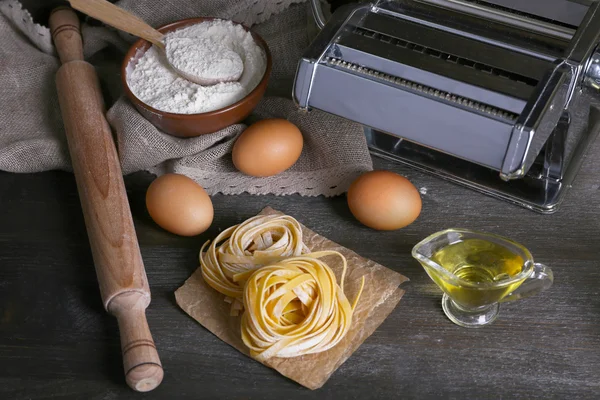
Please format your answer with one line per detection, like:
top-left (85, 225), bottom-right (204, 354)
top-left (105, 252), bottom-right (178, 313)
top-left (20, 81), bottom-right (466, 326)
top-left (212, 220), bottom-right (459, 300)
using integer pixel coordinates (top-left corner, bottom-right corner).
top-left (4, 0), bottom-right (600, 396)
top-left (1, 146), bottom-right (600, 399)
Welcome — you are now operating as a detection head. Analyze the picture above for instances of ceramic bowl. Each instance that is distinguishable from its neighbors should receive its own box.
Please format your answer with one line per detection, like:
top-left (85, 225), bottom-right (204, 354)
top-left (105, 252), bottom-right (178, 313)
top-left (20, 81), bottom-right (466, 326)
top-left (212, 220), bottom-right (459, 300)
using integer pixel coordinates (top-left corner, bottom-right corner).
top-left (121, 17), bottom-right (272, 138)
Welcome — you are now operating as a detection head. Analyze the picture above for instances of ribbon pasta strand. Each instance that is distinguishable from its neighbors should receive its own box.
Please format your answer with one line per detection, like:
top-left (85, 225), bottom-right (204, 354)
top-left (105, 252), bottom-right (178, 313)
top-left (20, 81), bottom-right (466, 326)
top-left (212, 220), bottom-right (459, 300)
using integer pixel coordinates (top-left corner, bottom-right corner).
top-left (239, 251), bottom-right (365, 362)
top-left (200, 214), bottom-right (309, 314)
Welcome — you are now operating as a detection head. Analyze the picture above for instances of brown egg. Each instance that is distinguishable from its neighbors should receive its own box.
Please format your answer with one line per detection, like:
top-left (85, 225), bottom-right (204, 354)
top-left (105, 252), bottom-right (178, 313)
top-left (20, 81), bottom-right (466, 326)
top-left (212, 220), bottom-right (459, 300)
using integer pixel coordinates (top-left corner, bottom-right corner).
top-left (347, 170), bottom-right (422, 230)
top-left (146, 173), bottom-right (214, 236)
top-left (232, 119), bottom-right (303, 177)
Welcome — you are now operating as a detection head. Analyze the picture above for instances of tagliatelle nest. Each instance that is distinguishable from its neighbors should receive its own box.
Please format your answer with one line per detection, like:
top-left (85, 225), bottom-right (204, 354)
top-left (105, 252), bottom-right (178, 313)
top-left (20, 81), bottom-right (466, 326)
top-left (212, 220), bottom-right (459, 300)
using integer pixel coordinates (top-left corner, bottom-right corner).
top-left (200, 215), bottom-right (366, 361)
top-left (200, 214), bottom-right (309, 315)
top-left (238, 251), bottom-right (365, 361)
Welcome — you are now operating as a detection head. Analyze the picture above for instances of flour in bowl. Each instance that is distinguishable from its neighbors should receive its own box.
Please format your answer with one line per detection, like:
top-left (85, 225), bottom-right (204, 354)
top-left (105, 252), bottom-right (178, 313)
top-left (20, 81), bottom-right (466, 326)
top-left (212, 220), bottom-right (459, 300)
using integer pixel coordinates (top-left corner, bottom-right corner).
top-left (166, 37), bottom-right (244, 85)
top-left (127, 20), bottom-right (266, 114)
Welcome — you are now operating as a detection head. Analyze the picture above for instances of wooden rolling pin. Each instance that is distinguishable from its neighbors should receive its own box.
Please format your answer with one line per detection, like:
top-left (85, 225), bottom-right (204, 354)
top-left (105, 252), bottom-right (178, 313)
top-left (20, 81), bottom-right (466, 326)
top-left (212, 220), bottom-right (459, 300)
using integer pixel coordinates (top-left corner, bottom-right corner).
top-left (49, 6), bottom-right (163, 392)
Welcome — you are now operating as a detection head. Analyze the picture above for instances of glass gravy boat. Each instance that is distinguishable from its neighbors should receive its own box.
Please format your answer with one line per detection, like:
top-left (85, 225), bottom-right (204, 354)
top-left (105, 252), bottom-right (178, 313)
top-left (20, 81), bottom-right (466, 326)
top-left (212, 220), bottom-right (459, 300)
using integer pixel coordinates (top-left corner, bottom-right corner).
top-left (412, 229), bottom-right (553, 328)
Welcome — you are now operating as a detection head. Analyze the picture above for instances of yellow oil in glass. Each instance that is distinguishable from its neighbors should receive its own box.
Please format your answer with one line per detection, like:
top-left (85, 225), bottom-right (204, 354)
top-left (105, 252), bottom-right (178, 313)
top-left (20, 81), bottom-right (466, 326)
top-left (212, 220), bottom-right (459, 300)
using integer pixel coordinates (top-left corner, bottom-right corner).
top-left (427, 239), bottom-right (527, 309)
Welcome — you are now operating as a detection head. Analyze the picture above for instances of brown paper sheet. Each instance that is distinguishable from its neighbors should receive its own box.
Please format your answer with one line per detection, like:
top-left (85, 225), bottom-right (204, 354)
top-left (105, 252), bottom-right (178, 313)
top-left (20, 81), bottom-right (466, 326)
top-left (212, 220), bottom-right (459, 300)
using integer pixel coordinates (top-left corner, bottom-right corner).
top-left (175, 207), bottom-right (409, 390)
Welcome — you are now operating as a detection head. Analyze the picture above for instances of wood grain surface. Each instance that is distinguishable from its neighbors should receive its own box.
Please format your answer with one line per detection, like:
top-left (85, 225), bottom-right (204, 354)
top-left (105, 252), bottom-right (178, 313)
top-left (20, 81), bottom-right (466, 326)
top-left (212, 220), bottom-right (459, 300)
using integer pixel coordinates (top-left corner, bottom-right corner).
top-left (1, 148), bottom-right (599, 399)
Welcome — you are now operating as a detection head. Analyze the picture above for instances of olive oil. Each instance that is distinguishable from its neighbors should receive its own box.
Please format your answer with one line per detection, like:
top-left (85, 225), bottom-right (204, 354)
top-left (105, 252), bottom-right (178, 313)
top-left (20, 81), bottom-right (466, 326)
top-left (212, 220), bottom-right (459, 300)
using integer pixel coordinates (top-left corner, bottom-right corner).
top-left (427, 238), bottom-right (527, 309)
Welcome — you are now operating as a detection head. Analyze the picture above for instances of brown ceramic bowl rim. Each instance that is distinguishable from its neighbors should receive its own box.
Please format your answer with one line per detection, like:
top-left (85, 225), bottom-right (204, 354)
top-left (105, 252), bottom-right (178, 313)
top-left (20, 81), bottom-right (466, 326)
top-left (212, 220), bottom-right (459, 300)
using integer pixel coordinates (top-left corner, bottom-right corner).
top-left (121, 17), bottom-right (272, 119)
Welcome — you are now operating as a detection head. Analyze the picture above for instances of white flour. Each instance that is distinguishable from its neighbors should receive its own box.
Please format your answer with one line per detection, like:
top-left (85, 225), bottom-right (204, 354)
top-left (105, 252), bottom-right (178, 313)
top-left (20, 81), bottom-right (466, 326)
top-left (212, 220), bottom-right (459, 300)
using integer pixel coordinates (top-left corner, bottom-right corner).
top-left (127, 20), bottom-right (266, 114)
top-left (166, 37), bottom-right (244, 83)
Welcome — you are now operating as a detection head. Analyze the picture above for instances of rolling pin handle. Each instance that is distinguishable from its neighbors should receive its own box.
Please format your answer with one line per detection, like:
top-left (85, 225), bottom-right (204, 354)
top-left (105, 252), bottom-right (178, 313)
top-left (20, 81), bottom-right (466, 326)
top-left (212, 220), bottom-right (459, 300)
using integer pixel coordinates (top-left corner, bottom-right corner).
top-left (49, 6), bottom-right (84, 63)
top-left (109, 292), bottom-right (164, 392)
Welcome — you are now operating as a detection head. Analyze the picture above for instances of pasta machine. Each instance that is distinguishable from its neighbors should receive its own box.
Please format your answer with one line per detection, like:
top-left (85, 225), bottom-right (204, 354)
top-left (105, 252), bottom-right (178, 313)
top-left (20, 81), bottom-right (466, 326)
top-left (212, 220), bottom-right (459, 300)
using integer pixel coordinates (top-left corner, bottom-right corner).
top-left (294, 0), bottom-right (600, 213)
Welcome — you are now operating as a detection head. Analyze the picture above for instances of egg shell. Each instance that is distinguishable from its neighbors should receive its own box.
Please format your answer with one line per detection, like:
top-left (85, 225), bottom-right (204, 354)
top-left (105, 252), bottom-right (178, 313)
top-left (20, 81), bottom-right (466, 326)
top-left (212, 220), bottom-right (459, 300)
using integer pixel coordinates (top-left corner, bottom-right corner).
top-left (232, 118), bottom-right (303, 177)
top-left (146, 173), bottom-right (214, 236)
top-left (347, 170), bottom-right (422, 231)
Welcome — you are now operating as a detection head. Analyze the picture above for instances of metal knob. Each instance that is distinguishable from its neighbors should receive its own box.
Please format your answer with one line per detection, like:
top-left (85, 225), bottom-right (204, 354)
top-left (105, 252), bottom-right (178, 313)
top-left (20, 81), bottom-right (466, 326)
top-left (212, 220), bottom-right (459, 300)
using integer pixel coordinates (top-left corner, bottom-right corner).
top-left (584, 46), bottom-right (600, 90)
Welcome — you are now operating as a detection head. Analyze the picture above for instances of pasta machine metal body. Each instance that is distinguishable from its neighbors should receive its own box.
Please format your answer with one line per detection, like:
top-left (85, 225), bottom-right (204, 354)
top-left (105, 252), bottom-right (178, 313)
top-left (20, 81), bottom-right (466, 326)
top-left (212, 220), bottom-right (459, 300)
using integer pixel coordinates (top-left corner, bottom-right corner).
top-left (295, 0), bottom-right (600, 213)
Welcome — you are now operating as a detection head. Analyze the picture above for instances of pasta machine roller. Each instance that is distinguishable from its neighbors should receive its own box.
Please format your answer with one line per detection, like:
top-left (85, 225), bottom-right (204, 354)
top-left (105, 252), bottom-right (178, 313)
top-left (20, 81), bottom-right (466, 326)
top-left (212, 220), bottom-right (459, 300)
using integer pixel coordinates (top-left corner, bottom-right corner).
top-left (295, 0), bottom-right (600, 213)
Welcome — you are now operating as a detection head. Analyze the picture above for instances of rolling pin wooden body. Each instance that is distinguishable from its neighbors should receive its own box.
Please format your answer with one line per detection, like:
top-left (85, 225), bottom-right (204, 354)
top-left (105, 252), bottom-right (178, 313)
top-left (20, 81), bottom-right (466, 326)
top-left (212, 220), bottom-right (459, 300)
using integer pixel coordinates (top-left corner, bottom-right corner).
top-left (49, 7), bottom-right (163, 392)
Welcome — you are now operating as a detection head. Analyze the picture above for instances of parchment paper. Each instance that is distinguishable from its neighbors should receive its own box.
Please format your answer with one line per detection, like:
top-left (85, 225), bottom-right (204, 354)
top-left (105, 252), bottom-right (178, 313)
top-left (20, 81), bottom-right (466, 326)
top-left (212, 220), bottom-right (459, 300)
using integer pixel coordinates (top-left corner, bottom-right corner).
top-left (175, 207), bottom-right (409, 390)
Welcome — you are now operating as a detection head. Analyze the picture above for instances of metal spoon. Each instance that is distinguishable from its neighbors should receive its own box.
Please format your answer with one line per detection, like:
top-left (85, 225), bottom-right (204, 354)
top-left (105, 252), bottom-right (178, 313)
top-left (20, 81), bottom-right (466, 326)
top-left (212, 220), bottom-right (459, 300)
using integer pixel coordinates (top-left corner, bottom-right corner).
top-left (67, 0), bottom-right (243, 86)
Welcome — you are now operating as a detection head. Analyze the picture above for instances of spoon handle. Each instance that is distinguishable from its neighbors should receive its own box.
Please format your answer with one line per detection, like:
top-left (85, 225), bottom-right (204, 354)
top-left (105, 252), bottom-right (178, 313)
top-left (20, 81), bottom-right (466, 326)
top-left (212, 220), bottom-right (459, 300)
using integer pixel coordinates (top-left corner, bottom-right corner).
top-left (68, 0), bottom-right (165, 48)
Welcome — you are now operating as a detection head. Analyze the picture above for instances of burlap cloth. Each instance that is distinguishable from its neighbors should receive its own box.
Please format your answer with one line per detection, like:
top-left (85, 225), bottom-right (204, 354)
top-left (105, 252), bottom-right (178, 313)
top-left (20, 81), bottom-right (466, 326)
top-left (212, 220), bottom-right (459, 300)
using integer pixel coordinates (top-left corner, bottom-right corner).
top-left (0, 0), bottom-right (372, 196)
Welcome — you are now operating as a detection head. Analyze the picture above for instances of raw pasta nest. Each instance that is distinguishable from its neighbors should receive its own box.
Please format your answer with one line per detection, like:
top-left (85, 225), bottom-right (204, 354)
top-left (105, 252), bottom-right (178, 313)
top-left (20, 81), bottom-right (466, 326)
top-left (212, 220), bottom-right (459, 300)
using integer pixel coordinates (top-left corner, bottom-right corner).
top-left (200, 215), bottom-right (367, 360)
top-left (238, 251), bottom-right (364, 361)
top-left (200, 214), bottom-right (309, 315)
